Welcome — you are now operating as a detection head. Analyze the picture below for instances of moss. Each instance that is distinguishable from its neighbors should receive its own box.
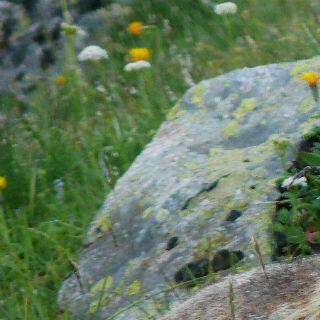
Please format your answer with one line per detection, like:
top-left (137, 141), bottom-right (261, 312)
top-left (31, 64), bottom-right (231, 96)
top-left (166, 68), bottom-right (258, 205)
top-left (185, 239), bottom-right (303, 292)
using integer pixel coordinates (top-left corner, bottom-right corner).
top-left (142, 207), bottom-right (153, 219)
top-left (191, 84), bottom-right (207, 108)
top-left (95, 214), bottom-right (112, 233)
top-left (233, 98), bottom-right (257, 119)
top-left (166, 99), bottom-right (186, 121)
top-left (126, 280), bottom-right (142, 296)
top-left (87, 276), bottom-right (114, 315)
top-left (190, 84), bottom-right (208, 115)
top-left (88, 295), bottom-right (109, 315)
top-left (89, 276), bottom-right (113, 297)
top-left (221, 120), bottom-right (240, 140)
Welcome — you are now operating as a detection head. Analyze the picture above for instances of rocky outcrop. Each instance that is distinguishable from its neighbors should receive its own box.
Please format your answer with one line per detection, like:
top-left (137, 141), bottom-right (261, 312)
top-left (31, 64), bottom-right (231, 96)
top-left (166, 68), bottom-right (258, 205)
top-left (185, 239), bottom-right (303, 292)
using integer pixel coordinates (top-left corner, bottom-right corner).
top-left (0, 0), bottom-right (120, 104)
top-left (58, 56), bottom-right (320, 319)
top-left (160, 254), bottom-right (320, 320)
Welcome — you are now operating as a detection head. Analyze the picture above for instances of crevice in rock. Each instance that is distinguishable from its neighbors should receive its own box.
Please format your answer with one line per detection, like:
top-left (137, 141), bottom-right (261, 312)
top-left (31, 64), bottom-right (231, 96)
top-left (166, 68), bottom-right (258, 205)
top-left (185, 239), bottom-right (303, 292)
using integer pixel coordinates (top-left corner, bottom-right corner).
top-left (174, 249), bottom-right (244, 286)
top-left (181, 174), bottom-right (230, 211)
top-left (225, 210), bottom-right (242, 222)
top-left (166, 236), bottom-right (179, 251)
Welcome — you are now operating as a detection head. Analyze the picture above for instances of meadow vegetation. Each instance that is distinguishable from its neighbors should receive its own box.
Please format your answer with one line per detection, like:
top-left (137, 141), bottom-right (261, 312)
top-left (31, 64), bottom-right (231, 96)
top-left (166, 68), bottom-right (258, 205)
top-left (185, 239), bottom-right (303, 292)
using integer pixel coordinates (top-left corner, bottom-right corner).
top-left (1, 0), bottom-right (320, 318)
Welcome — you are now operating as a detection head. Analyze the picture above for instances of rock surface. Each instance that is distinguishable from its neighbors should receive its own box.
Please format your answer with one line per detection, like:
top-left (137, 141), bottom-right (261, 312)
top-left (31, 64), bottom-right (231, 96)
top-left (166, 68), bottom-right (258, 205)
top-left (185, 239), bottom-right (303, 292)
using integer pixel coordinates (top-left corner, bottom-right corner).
top-left (0, 0), bottom-right (128, 103)
top-left (160, 254), bottom-right (320, 320)
top-left (59, 56), bottom-right (320, 319)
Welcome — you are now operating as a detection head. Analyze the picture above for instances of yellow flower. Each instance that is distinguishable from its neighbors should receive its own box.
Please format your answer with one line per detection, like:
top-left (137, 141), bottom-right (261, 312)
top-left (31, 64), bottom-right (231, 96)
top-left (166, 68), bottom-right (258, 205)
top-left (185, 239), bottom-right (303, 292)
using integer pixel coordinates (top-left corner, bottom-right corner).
top-left (127, 21), bottom-right (143, 36)
top-left (0, 177), bottom-right (7, 190)
top-left (129, 48), bottom-right (151, 62)
top-left (302, 72), bottom-right (320, 88)
top-left (55, 75), bottom-right (67, 86)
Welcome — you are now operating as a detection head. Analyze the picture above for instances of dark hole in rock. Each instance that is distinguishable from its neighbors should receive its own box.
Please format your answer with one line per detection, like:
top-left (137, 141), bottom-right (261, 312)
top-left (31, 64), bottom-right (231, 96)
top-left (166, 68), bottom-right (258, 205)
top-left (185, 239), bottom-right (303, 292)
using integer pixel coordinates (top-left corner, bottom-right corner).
top-left (166, 236), bottom-right (179, 250)
top-left (22, 0), bottom-right (39, 13)
top-left (174, 258), bottom-right (209, 285)
top-left (32, 24), bottom-right (46, 44)
top-left (225, 209), bottom-right (242, 222)
top-left (174, 249), bottom-right (244, 286)
top-left (249, 185), bottom-right (256, 190)
top-left (77, 0), bottom-right (105, 13)
top-left (212, 249), bottom-right (244, 272)
top-left (40, 46), bottom-right (55, 70)
top-left (49, 19), bottom-right (62, 41)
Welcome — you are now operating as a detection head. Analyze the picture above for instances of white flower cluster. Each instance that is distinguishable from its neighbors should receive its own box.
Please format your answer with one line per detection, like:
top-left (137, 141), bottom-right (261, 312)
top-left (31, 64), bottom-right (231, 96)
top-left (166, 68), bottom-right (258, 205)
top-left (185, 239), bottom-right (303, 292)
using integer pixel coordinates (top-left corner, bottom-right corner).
top-left (124, 61), bottom-right (151, 72)
top-left (281, 176), bottom-right (308, 189)
top-left (78, 45), bottom-right (108, 62)
top-left (214, 2), bottom-right (238, 15)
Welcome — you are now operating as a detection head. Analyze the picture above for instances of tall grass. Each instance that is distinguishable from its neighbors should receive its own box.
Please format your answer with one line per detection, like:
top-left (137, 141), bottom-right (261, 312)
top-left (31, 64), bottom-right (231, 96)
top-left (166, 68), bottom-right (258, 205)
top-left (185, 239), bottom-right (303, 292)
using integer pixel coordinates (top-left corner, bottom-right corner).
top-left (1, 0), bottom-right (320, 318)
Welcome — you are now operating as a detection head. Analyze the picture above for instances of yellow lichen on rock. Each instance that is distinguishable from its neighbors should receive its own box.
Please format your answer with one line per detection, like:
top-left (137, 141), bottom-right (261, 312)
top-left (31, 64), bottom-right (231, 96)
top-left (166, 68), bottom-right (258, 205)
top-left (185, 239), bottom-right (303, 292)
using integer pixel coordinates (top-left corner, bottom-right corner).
top-left (89, 276), bottom-right (113, 297)
top-left (233, 98), bottom-right (257, 119)
top-left (221, 120), bottom-right (240, 140)
top-left (95, 214), bottom-right (113, 233)
top-left (126, 280), bottom-right (142, 296)
top-left (142, 207), bottom-right (153, 219)
top-left (166, 99), bottom-right (186, 121)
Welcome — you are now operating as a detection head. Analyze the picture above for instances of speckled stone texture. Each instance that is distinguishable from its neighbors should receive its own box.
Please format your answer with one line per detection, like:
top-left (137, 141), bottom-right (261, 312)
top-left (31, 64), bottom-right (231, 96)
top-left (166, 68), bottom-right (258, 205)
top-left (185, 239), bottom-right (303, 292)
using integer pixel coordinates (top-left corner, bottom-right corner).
top-left (160, 254), bottom-right (320, 320)
top-left (58, 56), bottom-right (320, 319)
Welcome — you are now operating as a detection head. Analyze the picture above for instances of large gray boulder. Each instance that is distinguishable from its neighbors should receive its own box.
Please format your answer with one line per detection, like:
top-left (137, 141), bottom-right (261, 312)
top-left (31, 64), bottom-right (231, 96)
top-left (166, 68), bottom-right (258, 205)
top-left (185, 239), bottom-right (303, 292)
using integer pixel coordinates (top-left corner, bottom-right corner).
top-left (58, 56), bottom-right (320, 319)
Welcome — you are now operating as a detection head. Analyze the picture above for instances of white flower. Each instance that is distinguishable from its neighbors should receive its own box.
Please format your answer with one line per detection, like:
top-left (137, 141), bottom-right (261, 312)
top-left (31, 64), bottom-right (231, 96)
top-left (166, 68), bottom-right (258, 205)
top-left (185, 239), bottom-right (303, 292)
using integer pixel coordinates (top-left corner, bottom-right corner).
top-left (214, 2), bottom-right (237, 15)
top-left (96, 84), bottom-right (107, 93)
top-left (281, 176), bottom-right (308, 189)
top-left (124, 61), bottom-right (151, 72)
top-left (78, 45), bottom-right (108, 62)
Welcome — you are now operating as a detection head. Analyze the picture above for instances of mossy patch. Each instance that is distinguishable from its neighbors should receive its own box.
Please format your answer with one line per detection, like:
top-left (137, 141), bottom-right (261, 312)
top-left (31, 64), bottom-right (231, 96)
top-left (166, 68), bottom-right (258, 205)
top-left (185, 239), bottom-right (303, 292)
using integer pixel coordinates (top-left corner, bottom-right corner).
top-left (166, 99), bottom-right (186, 121)
top-left (126, 280), bottom-right (142, 296)
top-left (221, 120), bottom-right (240, 140)
top-left (191, 84), bottom-right (207, 108)
top-left (95, 214), bottom-right (112, 233)
top-left (142, 207), bottom-right (153, 219)
top-left (89, 276), bottom-right (113, 297)
top-left (233, 98), bottom-right (257, 120)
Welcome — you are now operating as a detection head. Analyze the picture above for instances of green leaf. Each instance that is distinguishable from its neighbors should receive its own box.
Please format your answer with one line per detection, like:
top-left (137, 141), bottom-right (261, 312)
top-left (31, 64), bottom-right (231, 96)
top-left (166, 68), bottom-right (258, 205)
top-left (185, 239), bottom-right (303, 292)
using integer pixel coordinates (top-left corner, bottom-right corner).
top-left (298, 152), bottom-right (320, 166)
top-left (272, 223), bottom-right (286, 233)
top-left (286, 226), bottom-right (305, 244)
top-left (277, 209), bottom-right (292, 225)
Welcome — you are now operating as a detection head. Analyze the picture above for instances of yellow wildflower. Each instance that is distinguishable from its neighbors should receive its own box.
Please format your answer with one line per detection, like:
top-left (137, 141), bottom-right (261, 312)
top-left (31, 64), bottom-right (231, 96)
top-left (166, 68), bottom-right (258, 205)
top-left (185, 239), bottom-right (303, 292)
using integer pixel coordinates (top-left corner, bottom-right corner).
top-left (127, 21), bottom-right (143, 36)
top-left (0, 177), bottom-right (6, 190)
top-left (129, 48), bottom-right (151, 62)
top-left (55, 75), bottom-right (67, 86)
top-left (302, 72), bottom-right (320, 88)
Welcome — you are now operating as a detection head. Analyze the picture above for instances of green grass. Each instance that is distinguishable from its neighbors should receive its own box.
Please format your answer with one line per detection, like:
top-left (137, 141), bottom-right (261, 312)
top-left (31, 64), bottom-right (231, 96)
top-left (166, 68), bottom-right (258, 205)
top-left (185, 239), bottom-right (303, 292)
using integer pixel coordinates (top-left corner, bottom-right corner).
top-left (1, 0), bottom-right (320, 318)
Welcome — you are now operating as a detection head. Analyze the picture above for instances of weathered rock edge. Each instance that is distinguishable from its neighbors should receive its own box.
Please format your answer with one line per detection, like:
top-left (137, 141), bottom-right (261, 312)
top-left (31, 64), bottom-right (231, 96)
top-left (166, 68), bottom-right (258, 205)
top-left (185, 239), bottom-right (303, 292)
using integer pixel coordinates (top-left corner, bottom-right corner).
top-left (160, 254), bottom-right (320, 320)
top-left (59, 56), bottom-right (320, 319)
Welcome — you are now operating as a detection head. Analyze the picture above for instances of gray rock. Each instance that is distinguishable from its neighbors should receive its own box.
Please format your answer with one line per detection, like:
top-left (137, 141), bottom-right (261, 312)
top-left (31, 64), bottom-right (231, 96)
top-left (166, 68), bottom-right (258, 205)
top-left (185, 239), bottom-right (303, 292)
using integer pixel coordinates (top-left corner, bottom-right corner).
top-left (160, 254), bottom-right (320, 320)
top-left (58, 56), bottom-right (320, 319)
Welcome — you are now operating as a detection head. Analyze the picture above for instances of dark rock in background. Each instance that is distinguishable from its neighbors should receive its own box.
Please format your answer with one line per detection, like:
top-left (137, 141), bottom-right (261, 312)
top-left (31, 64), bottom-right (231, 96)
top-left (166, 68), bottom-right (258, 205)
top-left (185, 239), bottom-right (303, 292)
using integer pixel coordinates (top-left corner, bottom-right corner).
top-left (0, 0), bottom-right (115, 107)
